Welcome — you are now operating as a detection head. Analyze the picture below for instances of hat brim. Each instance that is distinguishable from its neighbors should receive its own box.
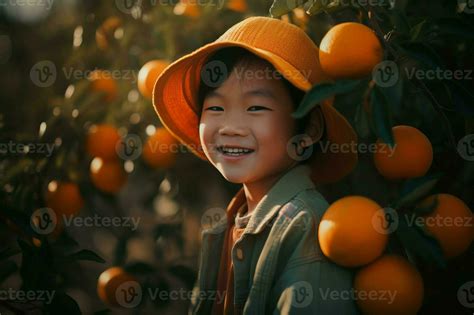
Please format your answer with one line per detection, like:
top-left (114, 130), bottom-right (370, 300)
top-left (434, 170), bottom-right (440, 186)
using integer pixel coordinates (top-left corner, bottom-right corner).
top-left (152, 41), bottom-right (358, 183)
top-left (311, 101), bottom-right (358, 184)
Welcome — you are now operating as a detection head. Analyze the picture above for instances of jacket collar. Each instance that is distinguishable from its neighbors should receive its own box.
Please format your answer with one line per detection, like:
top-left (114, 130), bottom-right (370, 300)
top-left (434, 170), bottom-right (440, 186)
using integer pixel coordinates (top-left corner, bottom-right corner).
top-left (204, 164), bottom-right (315, 235)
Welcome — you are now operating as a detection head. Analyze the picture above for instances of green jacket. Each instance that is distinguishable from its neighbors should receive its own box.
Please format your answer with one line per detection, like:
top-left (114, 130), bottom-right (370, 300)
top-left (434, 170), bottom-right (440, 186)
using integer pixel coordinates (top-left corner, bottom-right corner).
top-left (191, 164), bottom-right (360, 314)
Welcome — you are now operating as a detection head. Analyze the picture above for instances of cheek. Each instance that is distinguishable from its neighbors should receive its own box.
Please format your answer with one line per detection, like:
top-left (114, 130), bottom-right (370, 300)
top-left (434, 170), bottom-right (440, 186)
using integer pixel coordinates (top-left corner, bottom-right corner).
top-left (256, 116), bottom-right (295, 156)
top-left (198, 121), bottom-right (211, 148)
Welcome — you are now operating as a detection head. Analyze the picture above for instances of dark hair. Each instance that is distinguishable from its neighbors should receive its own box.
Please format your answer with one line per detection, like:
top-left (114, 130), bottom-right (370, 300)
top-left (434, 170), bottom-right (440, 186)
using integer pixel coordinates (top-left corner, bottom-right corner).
top-left (197, 46), bottom-right (311, 135)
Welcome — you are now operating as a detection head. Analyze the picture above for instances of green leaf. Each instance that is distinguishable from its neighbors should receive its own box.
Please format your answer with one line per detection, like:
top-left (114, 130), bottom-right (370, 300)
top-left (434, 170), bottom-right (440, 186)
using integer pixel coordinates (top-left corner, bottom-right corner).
top-left (394, 173), bottom-right (443, 208)
top-left (65, 249), bottom-right (105, 263)
top-left (390, 9), bottom-right (411, 34)
top-left (371, 86), bottom-right (394, 147)
top-left (413, 195), bottom-right (439, 216)
top-left (378, 76), bottom-right (404, 117)
top-left (304, 0), bottom-right (323, 15)
top-left (431, 17), bottom-right (474, 40)
top-left (396, 216), bottom-right (446, 268)
top-left (269, 0), bottom-right (306, 18)
top-left (409, 20), bottom-right (427, 41)
top-left (398, 41), bottom-right (444, 70)
top-left (45, 292), bottom-right (82, 315)
top-left (354, 103), bottom-right (371, 139)
top-left (291, 80), bottom-right (360, 119)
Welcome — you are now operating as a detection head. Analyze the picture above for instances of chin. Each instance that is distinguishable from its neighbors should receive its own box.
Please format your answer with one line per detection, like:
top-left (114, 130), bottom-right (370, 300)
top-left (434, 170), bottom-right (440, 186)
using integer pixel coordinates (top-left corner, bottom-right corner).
top-left (220, 171), bottom-right (247, 184)
top-left (217, 166), bottom-right (252, 184)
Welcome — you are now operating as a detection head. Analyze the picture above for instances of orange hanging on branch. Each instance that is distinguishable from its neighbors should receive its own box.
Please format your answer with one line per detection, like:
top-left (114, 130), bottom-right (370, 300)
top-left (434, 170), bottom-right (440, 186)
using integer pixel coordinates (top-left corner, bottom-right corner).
top-left (137, 60), bottom-right (170, 100)
top-left (319, 22), bottom-right (383, 79)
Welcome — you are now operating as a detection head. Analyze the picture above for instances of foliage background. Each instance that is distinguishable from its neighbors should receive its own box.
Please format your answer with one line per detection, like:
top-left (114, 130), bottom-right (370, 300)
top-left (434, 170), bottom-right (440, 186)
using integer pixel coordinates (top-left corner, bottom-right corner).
top-left (0, 0), bottom-right (473, 314)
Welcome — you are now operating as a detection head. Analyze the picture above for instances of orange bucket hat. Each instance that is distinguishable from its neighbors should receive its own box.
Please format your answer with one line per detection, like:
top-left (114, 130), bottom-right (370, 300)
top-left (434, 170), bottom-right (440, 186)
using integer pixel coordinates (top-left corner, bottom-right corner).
top-left (152, 16), bottom-right (358, 183)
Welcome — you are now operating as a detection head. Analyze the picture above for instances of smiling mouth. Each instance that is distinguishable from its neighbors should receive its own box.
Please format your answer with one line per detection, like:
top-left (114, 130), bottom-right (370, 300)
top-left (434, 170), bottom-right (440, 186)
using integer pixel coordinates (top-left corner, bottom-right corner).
top-left (216, 146), bottom-right (255, 156)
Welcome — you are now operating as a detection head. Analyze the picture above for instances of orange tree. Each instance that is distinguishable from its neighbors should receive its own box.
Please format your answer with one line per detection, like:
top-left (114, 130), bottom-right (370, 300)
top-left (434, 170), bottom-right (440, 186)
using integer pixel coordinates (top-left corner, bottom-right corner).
top-left (271, 0), bottom-right (473, 314)
top-left (0, 0), bottom-right (472, 314)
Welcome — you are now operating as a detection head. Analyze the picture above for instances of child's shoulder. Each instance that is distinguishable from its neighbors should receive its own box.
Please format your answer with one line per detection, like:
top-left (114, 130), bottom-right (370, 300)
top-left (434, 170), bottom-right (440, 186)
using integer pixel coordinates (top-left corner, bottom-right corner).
top-left (274, 187), bottom-right (330, 231)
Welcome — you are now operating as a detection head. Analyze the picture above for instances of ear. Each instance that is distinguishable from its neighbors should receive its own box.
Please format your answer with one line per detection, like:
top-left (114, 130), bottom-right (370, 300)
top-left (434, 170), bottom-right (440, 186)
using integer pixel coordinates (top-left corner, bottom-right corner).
top-left (302, 106), bottom-right (325, 147)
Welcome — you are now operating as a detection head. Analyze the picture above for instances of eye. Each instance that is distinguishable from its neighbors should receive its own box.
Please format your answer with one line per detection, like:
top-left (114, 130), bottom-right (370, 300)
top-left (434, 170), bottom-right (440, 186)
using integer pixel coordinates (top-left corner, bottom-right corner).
top-left (204, 106), bottom-right (224, 111)
top-left (248, 105), bottom-right (270, 111)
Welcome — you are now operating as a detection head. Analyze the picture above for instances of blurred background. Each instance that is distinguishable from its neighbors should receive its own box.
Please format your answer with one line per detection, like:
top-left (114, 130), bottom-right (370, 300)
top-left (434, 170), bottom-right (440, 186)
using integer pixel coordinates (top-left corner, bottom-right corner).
top-left (0, 0), bottom-right (473, 314)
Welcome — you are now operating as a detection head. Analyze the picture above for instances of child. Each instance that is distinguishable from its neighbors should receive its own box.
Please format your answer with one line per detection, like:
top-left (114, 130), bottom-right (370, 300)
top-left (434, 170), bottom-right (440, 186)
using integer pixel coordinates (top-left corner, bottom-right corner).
top-left (153, 16), bottom-right (359, 315)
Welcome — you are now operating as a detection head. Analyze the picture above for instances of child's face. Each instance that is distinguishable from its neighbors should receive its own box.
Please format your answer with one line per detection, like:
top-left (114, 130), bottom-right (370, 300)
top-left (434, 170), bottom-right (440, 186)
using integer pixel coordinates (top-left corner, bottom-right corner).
top-left (199, 61), bottom-right (298, 184)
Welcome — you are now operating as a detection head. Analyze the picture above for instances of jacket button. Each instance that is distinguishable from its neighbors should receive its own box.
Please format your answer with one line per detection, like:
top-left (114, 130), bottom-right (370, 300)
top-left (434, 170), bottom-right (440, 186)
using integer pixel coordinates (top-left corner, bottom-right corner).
top-left (236, 247), bottom-right (244, 260)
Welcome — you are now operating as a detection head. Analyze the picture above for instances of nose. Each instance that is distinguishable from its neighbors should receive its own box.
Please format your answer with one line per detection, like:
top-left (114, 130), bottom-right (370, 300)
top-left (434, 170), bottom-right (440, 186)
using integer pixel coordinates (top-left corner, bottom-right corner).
top-left (218, 112), bottom-right (249, 137)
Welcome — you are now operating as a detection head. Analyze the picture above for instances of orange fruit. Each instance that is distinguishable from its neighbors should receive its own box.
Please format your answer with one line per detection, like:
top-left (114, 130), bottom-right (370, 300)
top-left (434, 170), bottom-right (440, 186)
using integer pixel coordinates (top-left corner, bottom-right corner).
top-left (319, 22), bottom-right (383, 79)
top-left (318, 196), bottom-right (388, 267)
top-left (373, 125), bottom-right (433, 180)
top-left (227, 0), bottom-right (247, 12)
top-left (97, 267), bottom-right (138, 307)
top-left (142, 127), bottom-right (178, 169)
top-left (173, 0), bottom-right (201, 18)
top-left (418, 194), bottom-right (473, 259)
top-left (86, 124), bottom-right (121, 160)
top-left (90, 157), bottom-right (127, 194)
top-left (96, 17), bottom-right (122, 50)
top-left (354, 255), bottom-right (424, 315)
top-left (46, 181), bottom-right (84, 216)
top-left (137, 60), bottom-right (170, 99)
top-left (89, 70), bottom-right (118, 102)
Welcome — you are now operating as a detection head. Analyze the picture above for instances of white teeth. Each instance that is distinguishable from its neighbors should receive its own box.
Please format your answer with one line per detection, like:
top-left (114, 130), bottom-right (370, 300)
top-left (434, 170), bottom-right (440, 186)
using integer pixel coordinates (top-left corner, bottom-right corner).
top-left (220, 147), bottom-right (253, 154)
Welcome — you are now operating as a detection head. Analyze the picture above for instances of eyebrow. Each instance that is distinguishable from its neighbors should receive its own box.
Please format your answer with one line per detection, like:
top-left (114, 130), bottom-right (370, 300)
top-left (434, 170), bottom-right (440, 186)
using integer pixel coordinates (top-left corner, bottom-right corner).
top-left (206, 88), bottom-right (277, 100)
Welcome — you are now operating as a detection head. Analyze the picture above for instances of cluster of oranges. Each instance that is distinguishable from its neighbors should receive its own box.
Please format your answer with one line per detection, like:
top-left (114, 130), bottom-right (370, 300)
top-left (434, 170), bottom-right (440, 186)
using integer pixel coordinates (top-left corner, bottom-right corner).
top-left (316, 22), bottom-right (473, 313)
top-left (318, 191), bottom-right (473, 314)
top-left (138, 60), bottom-right (179, 169)
top-left (86, 124), bottom-right (127, 194)
top-left (85, 60), bottom-right (180, 194)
